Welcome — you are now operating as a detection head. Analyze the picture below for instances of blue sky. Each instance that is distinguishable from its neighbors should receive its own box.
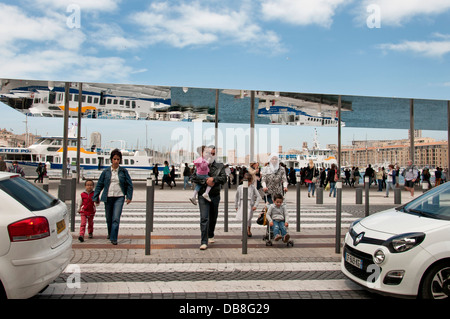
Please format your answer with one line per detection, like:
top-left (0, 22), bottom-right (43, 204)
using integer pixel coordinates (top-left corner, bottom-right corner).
top-left (0, 0), bottom-right (449, 152)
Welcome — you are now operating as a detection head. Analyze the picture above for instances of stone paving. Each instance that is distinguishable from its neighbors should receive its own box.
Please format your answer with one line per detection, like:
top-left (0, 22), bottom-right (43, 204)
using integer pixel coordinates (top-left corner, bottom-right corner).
top-left (33, 180), bottom-right (415, 301)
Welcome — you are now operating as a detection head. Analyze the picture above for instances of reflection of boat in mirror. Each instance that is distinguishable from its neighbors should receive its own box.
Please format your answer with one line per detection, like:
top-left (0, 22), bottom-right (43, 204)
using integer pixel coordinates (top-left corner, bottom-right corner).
top-left (0, 80), bottom-right (214, 122)
top-left (258, 105), bottom-right (344, 127)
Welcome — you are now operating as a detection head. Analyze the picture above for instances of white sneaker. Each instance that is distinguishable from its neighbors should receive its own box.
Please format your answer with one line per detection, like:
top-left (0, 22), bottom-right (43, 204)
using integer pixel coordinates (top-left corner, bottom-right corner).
top-left (202, 193), bottom-right (211, 201)
top-left (199, 244), bottom-right (208, 250)
top-left (189, 197), bottom-right (197, 205)
top-left (208, 237), bottom-right (215, 244)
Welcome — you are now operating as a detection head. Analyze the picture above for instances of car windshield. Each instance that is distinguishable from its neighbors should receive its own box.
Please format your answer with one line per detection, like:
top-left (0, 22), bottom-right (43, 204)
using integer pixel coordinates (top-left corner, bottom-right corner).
top-left (0, 176), bottom-right (59, 212)
top-left (399, 182), bottom-right (450, 221)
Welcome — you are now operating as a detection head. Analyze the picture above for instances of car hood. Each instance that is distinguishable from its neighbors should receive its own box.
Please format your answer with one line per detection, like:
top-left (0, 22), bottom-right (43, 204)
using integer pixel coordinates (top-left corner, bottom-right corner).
top-left (359, 209), bottom-right (447, 235)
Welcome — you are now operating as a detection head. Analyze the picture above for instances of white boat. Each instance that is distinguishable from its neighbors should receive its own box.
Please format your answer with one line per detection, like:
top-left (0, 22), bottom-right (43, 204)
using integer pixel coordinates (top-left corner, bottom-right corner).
top-left (279, 129), bottom-right (337, 170)
top-left (258, 105), bottom-right (343, 127)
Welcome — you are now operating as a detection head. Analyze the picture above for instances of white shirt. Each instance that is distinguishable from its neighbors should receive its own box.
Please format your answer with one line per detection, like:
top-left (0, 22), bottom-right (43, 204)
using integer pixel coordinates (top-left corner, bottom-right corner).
top-left (108, 167), bottom-right (124, 197)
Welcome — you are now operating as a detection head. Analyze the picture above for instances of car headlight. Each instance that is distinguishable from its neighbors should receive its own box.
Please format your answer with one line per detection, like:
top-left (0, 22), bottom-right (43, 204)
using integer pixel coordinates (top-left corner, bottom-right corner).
top-left (348, 218), bottom-right (362, 233)
top-left (384, 232), bottom-right (425, 253)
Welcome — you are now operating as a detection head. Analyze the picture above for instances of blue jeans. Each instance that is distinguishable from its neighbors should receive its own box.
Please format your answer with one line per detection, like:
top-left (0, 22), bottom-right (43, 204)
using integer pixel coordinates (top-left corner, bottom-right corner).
top-left (308, 182), bottom-right (316, 195)
top-left (198, 194), bottom-right (220, 245)
top-left (385, 182), bottom-right (395, 196)
top-left (104, 196), bottom-right (125, 242)
top-left (194, 174), bottom-right (208, 192)
top-left (272, 220), bottom-right (287, 238)
top-left (183, 176), bottom-right (192, 189)
top-left (329, 182), bottom-right (336, 197)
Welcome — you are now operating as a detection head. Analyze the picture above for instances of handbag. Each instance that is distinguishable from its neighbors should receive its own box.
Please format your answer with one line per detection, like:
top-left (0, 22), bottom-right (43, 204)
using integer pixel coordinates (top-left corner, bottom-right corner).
top-left (311, 167), bottom-right (317, 183)
top-left (256, 207), bottom-right (267, 225)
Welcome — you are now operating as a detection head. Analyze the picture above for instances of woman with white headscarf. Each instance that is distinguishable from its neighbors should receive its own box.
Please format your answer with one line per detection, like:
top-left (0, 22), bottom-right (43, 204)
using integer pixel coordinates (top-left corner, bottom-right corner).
top-left (261, 153), bottom-right (288, 204)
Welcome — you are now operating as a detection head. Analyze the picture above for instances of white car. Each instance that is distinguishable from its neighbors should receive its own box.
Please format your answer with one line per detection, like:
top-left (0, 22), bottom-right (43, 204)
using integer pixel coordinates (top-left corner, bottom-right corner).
top-left (0, 172), bottom-right (72, 299)
top-left (342, 182), bottom-right (450, 299)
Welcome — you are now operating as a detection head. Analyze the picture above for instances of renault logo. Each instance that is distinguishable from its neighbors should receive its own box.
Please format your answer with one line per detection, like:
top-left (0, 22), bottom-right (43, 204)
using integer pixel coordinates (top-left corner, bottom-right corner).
top-left (354, 232), bottom-right (365, 246)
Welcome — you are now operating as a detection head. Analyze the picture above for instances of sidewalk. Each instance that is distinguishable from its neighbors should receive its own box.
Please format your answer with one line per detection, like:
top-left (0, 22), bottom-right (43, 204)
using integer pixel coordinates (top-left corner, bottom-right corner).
top-left (42, 180), bottom-right (412, 264)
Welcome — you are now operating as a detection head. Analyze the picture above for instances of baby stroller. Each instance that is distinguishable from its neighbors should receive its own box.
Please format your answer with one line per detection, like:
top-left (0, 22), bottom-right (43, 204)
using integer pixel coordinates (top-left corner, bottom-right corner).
top-left (257, 195), bottom-right (294, 247)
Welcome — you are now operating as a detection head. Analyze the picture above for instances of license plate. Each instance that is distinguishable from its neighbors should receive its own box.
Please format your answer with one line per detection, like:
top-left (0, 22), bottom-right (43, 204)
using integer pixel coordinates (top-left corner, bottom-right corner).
top-left (345, 252), bottom-right (363, 269)
top-left (56, 219), bottom-right (66, 234)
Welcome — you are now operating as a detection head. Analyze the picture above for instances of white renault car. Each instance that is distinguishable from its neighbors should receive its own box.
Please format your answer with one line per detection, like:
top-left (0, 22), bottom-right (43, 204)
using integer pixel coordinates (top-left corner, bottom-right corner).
top-left (342, 182), bottom-right (450, 299)
top-left (0, 172), bottom-right (72, 299)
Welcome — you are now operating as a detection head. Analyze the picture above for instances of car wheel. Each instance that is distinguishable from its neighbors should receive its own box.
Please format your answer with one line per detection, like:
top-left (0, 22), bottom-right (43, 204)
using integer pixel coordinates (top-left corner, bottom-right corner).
top-left (420, 261), bottom-right (450, 299)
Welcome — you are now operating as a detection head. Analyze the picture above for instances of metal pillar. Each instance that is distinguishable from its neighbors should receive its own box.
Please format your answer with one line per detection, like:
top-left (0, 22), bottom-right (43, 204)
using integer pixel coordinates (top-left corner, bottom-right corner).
top-left (335, 181), bottom-right (342, 254)
top-left (76, 83), bottom-right (82, 184)
top-left (145, 176), bottom-right (155, 255)
top-left (242, 179), bottom-right (248, 254)
top-left (224, 179), bottom-right (229, 232)
top-left (296, 182), bottom-right (301, 232)
top-left (62, 82), bottom-right (70, 179)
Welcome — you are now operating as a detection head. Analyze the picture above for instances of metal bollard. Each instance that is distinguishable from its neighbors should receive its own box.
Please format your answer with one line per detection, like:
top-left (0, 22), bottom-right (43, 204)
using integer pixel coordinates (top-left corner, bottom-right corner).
top-left (58, 183), bottom-right (66, 202)
top-left (335, 182), bottom-right (342, 254)
top-left (296, 182), bottom-right (301, 232)
top-left (145, 176), bottom-right (154, 255)
top-left (364, 177), bottom-right (370, 217)
top-left (43, 177), bottom-right (49, 192)
top-left (224, 179), bottom-right (229, 232)
top-left (70, 178), bottom-right (76, 232)
top-left (355, 187), bottom-right (363, 204)
top-left (394, 188), bottom-right (401, 205)
top-left (316, 187), bottom-right (323, 204)
top-left (242, 179), bottom-right (248, 255)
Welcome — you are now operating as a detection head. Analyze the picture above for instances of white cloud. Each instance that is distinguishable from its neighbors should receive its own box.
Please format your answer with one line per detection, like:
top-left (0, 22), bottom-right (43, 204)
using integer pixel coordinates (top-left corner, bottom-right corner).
top-left (0, 3), bottom-right (137, 83)
top-left (378, 38), bottom-right (450, 58)
top-left (130, 1), bottom-right (284, 51)
top-left (357, 0), bottom-right (450, 26)
top-left (260, 0), bottom-right (352, 28)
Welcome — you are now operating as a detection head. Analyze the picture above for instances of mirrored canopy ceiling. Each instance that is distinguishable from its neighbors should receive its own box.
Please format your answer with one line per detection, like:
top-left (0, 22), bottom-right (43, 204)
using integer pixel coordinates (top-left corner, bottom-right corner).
top-left (0, 78), bottom-right (447, 130)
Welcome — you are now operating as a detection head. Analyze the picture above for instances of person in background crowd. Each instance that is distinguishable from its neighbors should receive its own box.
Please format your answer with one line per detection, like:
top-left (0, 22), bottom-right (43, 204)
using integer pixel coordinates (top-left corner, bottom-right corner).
top-left (8, 160), bottom-right (25, 177)
top-left (385, 164), bottom-right (396, 198)
top-left (402, 160), bottom-right (418, 198)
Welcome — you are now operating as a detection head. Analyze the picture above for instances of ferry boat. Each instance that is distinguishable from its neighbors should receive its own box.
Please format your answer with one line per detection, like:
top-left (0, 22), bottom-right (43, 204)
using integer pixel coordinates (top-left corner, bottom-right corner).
top-left (279, 130), bottom-right (337, 171)
top-left (0, 80), bottom-right (215, 122)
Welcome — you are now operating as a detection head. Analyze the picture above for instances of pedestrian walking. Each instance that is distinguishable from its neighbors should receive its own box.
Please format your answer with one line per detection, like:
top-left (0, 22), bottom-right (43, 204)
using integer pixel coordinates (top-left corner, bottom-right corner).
top-left (304, 160), bottom-right (318, 198)
top-left (35, 163), bottom-right (43, 183)
top-left (8, 161), bottom-right (25, 177)
top-left (385, 164), bottom-right (396, 197)
top-left (191, 145), bottom-right (226, 250)
top-left (160, 161), bottom-right (172, 189)
top-left (152, 164), bottom-right (159, 185)
top-left (376, 167), bottom-right (384, 192)
top-left (93, 149), bottom-right (133, 245)
top-left (327, 163), bottom-right (338, 197)
top-left (183, 163), bottom-right (192, 190)
top-left (235, 173), bottom-right (261, 238)
top-left (77, 179), bottom-right (96, 242)
top-left (170, 165), bottom-right (177, 187)
top-left (261, 153), bottom-right (288, 204)
top-left (402, 160), bottom-right (418, 198)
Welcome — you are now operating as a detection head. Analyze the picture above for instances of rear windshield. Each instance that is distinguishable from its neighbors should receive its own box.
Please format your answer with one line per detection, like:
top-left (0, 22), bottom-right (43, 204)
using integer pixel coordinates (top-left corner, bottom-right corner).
top-left (0, 176), bottom-right (59, 211)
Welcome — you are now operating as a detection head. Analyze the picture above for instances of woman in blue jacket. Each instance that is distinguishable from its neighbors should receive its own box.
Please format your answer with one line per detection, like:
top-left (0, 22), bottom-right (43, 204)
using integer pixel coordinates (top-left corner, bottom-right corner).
top-left (93, 149), bottom-right (133, 245)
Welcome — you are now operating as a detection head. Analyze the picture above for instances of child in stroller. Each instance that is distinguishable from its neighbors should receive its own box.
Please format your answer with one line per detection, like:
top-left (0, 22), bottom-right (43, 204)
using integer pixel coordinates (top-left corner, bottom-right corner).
top-left (264, 193), bottom-right (293, 247)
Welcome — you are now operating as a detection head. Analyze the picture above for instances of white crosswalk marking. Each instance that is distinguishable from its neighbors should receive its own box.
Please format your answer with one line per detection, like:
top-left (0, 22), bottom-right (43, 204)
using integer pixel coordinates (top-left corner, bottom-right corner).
top-left (39, 262), bottom-right (363, 296)
top-left (76, 204), bottom-right (355, 229)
